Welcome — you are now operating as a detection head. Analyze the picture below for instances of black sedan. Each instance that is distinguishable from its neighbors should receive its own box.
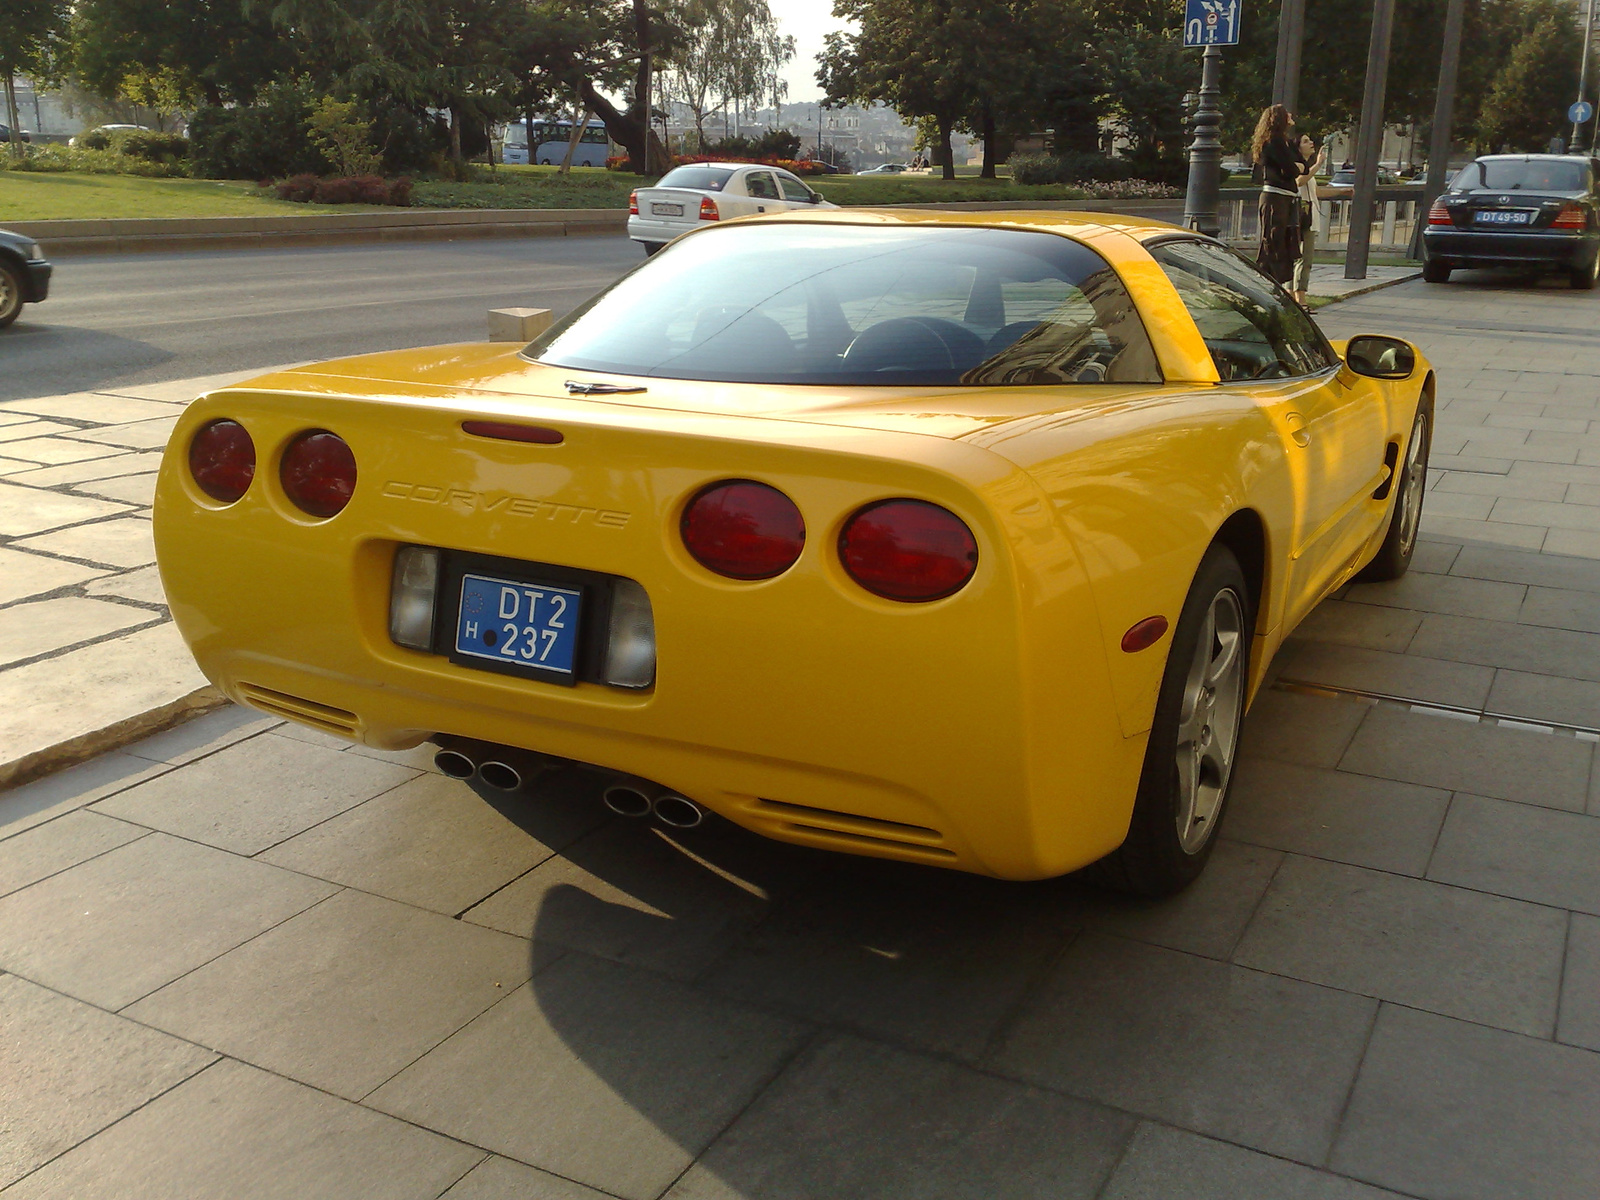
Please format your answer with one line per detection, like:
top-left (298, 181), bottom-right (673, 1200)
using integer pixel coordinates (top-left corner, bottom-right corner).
top-left (1423, 154), bottom-right (1600, 288)
top-left (0, 229), bottom-right (52, 328)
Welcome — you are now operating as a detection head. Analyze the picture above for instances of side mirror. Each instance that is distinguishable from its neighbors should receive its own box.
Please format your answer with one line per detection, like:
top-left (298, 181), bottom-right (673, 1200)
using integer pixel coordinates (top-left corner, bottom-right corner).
top-left (808, 191), bottom-right (823, 204)
top-left (1344, 335), bottom-right (1416, 380)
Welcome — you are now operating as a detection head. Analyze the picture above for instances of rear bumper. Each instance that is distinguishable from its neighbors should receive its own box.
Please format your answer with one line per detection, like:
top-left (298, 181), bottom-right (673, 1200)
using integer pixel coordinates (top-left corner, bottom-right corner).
top-left (626, 215), bottom-right (698, 245)
top-left (152, 379), bottom-right (1144, 881)
top-left (1423, 228), bottom-right (1595, 269)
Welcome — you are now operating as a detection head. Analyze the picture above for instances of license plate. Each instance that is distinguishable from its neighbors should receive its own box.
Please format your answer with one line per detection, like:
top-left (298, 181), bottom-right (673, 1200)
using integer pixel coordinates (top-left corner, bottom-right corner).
top-left (650, 202), bottom-right (684, 216)
top-left (1475, 210), bottom-right (1535, 225)
top-left (454, 573), bottom-right (581, 677)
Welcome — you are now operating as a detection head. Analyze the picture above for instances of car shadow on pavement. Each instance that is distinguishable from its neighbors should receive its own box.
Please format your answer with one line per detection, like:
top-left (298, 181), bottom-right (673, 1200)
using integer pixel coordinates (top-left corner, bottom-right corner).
top-left (422, 765), bottom-right (1225, 1197)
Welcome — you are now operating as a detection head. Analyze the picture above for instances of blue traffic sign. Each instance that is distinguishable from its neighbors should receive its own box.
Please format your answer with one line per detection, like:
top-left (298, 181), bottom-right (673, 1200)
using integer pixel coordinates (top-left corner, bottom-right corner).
top-left (1570, 100), bottom-right (1594, 124)
top-left (1184, 0), bottom-right (1241, 47)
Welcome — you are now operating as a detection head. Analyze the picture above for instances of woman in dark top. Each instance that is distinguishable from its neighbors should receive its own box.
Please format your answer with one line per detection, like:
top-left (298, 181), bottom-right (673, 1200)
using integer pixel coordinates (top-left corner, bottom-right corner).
top-left (1252, 105), bottom-right (1304, 285)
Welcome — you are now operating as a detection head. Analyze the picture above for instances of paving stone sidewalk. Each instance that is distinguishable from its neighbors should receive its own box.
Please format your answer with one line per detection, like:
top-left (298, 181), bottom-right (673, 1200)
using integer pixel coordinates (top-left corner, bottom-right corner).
top-left (6, 268), bottom-right (1600, 1199)
top-left (0, 367), bottom-right (300, 786)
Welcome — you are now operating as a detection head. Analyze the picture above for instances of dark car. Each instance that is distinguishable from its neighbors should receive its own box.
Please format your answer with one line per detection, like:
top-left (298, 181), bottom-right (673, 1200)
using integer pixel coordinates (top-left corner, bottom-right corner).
top-left (0, 123), bottom-right (31, 143)
top-left (1423, 154), bottom-right (1600, 288)
top-left (0, 228), bottom-right (52, 328)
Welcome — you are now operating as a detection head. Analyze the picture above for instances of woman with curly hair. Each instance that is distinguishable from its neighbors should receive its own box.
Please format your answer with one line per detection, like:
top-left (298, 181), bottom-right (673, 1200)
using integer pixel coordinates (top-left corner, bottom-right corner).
top-left (1252, 104), bottom-right (1304, 286)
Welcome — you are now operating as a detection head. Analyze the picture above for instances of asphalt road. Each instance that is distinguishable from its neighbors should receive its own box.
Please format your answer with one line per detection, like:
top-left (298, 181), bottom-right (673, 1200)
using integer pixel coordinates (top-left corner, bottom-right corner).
top-left (0, 235), bottom-right (644, 402)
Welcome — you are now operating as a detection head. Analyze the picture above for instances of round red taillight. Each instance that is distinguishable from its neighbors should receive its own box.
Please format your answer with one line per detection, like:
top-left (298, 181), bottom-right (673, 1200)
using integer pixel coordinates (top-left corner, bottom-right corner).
top-left (280, 430), bottom-right (356, 518)
top-left (839, 499), bottom-right (978, 602)
top-left (189, 419), bottom-right (255, 504)
top-left (681, 480), bottom-right (805, 580)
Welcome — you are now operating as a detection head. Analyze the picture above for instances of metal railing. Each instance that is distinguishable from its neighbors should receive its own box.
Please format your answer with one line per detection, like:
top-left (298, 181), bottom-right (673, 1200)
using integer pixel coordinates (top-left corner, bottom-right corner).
top-left (1216, 185), bottom-right (1425, 254)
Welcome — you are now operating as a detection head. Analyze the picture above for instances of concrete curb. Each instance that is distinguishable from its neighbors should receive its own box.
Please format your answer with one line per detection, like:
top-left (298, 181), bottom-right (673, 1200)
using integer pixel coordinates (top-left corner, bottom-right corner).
top-left (0, 685), bottom-right (227, 792)
top-left (1312, 270), bottom-right (1422, 304)
top-left (9, 208), bottom-right (628, 257)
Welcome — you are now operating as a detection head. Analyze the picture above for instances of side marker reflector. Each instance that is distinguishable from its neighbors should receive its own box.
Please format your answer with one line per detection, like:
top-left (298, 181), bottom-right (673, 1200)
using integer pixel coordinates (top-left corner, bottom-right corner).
top-left (1121, 616), bottom-right (1170, 653)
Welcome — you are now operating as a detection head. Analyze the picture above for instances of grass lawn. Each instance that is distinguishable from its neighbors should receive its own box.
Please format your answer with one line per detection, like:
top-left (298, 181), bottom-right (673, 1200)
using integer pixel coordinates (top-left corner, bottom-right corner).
top-left (0, 172), bottom-right (375, 220)
top-left (1, 163), bottom-right (1158, 221)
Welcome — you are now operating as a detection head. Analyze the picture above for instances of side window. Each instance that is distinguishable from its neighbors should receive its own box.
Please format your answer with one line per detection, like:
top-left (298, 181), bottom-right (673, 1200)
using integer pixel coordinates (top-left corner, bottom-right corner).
top-left (745, 171), bottom-right (779, 200)
top-left (1149, 239), bottom-right (1337, 381)
top-left (777, 172), bottom-right (814, 203)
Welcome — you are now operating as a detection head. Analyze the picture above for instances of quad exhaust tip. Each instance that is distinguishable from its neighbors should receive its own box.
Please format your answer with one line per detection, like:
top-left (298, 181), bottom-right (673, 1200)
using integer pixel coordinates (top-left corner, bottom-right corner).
top-left (652, 794), bottom-right (704, 829)
top-left (434, 749), bottom-right (476, 779)
top-left (477, 760), bottom-right (522, 792)
top-left (439, 742), bottom-right (703, 827)
top-left (602, 785), bottom-right (655, 818)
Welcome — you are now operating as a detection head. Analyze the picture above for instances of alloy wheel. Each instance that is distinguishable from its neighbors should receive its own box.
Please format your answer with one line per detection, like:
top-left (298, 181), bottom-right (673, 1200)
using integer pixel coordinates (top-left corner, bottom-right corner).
top-left (1173, 588), bottom-right (1245, 854)
top-left (1396, 408), bottom-right (1430, 558)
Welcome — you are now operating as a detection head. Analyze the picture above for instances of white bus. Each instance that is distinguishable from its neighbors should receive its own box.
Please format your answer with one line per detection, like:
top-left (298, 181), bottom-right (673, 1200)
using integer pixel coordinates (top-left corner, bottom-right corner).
top-left (502, 117), bottom-right (613, 166)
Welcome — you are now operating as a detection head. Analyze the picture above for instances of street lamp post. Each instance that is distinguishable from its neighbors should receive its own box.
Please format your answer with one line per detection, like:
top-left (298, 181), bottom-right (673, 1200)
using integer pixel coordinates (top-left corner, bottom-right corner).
top-left (1576, 0), bottom-right (1598, 147)
top-left (1184, 46), bottom-right (1225, 238)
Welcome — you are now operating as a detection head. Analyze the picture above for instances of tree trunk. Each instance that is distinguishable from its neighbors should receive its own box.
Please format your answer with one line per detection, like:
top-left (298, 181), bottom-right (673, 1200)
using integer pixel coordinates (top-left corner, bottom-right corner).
top-left (448, 106), bottom-right (463, 166)
top-left (938, 115), bottom-right (955, 180)
top-left (559, 98), bottom-right (591, 174)
top-left (4, 73), bottom-right (21, 158)
top-left (980, 108), bottom-right (997, 179)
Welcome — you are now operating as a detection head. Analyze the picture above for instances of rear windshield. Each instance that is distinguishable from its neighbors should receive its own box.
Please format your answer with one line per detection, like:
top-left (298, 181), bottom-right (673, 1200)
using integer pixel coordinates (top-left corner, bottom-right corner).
top-left (1453, 159), bottom-right (1588, 192)
top-left (526, 224), bottom-right (1162, 386)
top-left (657, 166), bottom-right (735, 191)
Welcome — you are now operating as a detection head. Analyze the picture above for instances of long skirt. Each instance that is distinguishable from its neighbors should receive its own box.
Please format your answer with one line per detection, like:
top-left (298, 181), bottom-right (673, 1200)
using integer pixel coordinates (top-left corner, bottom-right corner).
top-left (1256, 191), bottom-right (1301, 285)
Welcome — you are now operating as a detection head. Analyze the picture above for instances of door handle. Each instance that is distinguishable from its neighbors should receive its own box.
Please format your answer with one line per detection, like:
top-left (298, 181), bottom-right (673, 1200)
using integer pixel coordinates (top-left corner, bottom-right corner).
top-left (1286, 411), bottom-right (1312, 447)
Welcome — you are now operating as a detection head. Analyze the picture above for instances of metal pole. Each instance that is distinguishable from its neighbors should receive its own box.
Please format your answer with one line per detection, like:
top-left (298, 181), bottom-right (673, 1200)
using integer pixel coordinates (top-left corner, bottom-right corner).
top-left (1408, 0), bottom-right (1466, 259)
top-left (1576, 0), bottom-right (1598, 146)
top-left (1272, 0), bottom-right (1306, 112)
top-left (1346, 0), bottom-right (1396, 279)
top-left (1184, 45), bottom-right (1225, 237)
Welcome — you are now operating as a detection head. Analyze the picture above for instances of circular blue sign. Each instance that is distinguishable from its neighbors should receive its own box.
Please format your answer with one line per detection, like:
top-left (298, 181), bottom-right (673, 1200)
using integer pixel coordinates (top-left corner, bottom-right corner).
top-left (1570, 100), bottom-right (1594, 124)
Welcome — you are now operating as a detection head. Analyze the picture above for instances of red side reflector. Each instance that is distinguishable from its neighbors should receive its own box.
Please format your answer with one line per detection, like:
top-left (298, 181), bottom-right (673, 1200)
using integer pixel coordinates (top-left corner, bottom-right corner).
top-left (461, 421), bottom-right (564, 445)
top-left (1121, 616), bottom-right (1170, 653)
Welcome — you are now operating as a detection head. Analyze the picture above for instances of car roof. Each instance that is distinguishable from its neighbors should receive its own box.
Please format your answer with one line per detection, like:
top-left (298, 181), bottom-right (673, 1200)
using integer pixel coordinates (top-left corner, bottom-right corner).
top-left (1473, 154), bottom-right (1593, 162)
top-left (681, 162), bottom-right (791, 173)
top-left (746, 207), bottom-right (1187, 255)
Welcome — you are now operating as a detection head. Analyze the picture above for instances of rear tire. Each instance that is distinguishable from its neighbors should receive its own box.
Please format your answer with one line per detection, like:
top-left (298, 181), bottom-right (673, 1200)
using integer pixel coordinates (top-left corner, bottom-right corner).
top-left (0, 262), bottom-right (23, 329)
top-left (642, 241), bottom-right (664, 257)
top-left (1422, 259), bottom-right (1450, 283)
top-left (1359, 396), bottom-right (1432, 582)
top-left (1571, 252), bottom-right (1599, 290)
top-left (1089, 544), bottom-right (1253, 897)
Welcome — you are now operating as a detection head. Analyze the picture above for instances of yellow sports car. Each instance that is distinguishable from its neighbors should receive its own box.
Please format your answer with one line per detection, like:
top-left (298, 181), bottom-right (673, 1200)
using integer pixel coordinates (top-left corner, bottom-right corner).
top-left (153, 210), bottom-right (1432, 895)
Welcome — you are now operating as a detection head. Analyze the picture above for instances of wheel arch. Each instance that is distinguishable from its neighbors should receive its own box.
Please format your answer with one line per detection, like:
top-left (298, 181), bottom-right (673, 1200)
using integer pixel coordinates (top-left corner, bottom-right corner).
top-left (0, 246), bottom-right (35, 302)
top-left (1211, 507), bottom-right (1269, 637)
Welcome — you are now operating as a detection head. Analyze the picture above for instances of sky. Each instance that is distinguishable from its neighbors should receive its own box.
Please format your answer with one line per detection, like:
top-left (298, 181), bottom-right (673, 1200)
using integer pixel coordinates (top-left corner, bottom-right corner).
top-left (774, 0), bottom-right (853, 103)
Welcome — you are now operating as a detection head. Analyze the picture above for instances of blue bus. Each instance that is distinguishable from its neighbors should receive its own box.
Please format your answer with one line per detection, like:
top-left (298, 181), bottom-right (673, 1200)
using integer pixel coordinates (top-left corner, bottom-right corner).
top-left (502, 118), bottom-right (613, 166)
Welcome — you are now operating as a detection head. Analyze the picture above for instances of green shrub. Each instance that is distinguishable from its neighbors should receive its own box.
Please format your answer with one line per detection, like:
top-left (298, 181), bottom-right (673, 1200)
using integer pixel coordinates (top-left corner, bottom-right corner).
top-left (307, 97), bottom-right (381, 177)
top-left (0, 143), bottom-right (186, 177)
top-left (189, 81), bottom-right (327, 180)
top-left (1007, 152), bottom-right (1060, 184)
top-left (109, 130), bottom-right (189, 164)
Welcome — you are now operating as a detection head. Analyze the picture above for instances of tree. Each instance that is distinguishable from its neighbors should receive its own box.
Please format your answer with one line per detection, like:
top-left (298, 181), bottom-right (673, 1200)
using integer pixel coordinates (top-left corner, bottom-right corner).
top-left (530, 0), bottom-right (680, 174)
top-left (1478, 2), bottom-right (1579, 150)
top-left (663, 0), bottom-right (793, 150)
top-left (261, 0), bottom-right (530, 167)
top-left (2, 0), bottom-right (69, 153)
top-left (820, 0), bottom-right (987, 180)
top-left (69, 0), bottom-right (288, 107)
